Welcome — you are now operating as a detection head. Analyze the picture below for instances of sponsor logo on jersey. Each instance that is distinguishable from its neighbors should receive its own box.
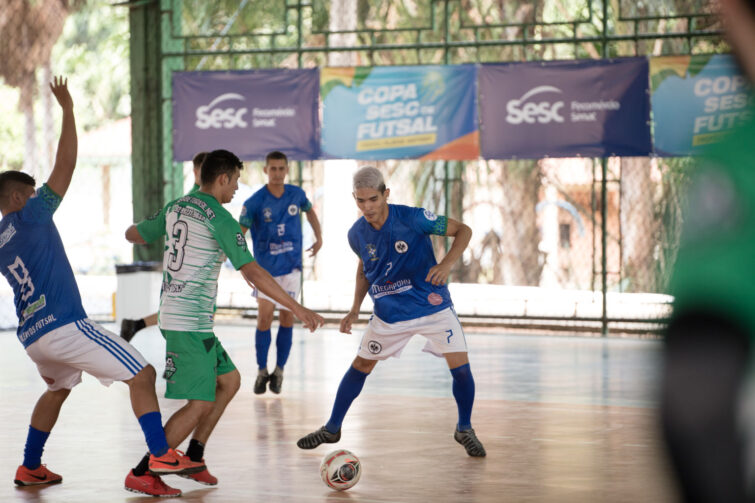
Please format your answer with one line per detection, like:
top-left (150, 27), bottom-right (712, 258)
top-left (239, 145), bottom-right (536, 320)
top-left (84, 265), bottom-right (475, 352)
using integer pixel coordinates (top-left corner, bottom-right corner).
top-left (367, 340), bottom-right (382, 354)
top-left (163, 354), bottom-right (177, 380)
top-left (240, 206), bottom-right (247, 216)
top-left (178, 195), bottom-right (216, 219)
top-left (428, 292), bottom-right (443, 305)
top-left (162, 280), bottom-right (185, 294)
top-left (263, 207), bottom-right (273, 222)
top-left (0, 223), bottom-right (16, 248)
top-left (195, 93), bottom-right (248, 130)
top-left (366, 244), bottom-right (378, 261)
top-left (19, 314), bottom-right (57, 342)
top-left (21, 294), bottom-right (47, 323)
top-left (269, 241), bottom-right (294, 255)
top-left (394, 240), bottom-right (409, 253)
top-left (287, 204), bottom-right (298, 216)
top-left (371, 278), bottom-right (412, 299)
top-left (423, 209), bottom-right (438, 221)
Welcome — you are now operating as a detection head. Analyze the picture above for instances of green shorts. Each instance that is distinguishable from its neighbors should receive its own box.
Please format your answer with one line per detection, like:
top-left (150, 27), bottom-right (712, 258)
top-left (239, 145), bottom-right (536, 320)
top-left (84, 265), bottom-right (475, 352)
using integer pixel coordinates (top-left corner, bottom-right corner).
top-left (161, 329), bottom-right (236, 401)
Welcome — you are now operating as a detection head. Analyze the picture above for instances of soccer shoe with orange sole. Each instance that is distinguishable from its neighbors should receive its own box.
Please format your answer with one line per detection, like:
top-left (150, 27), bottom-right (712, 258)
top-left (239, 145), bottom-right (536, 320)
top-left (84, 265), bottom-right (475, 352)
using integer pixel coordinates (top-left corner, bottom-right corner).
top-left (124, 470), bottom-right (181, 497)
top-left (178, 461), bottom-right (218, 486)
top-left (148, 448), bottom-right (205, 476)
top-left (14, 464), bottom-right (62, 486)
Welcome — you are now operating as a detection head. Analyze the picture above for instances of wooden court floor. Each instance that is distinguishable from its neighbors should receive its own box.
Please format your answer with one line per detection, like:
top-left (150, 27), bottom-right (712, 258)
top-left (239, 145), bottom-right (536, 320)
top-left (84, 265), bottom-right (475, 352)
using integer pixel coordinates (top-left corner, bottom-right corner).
top-left (0, 323), bottom-right (677, 502)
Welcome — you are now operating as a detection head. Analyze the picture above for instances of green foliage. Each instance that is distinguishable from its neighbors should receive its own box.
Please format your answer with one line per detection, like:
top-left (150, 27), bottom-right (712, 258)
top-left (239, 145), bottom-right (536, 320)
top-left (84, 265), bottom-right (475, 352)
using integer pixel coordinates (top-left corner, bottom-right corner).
top-left (51, 2), bottom-right (130, 132)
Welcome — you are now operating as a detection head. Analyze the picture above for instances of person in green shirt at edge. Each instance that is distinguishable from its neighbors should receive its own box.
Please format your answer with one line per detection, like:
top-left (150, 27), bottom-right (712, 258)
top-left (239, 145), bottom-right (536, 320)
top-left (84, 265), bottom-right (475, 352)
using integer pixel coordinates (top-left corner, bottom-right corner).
top-left (120, 150), bottom-right (209, 342)
top-left (123, 149), bottom-right (324, 495)
top-left (662, 0), bottom-right (755, 501)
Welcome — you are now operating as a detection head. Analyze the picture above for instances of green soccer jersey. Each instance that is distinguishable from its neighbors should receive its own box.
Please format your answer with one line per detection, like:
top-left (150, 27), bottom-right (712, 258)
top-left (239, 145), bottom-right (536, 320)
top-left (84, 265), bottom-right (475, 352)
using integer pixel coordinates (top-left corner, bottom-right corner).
top-left (137, 191), bottom-right (254, 332)
top-left (669, 105), bottom-right (755, 334)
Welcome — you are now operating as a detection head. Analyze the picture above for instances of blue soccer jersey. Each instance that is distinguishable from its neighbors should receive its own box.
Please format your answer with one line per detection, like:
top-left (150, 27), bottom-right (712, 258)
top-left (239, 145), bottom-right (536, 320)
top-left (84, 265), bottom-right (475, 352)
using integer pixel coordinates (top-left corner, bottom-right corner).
top-left (0, 185), bottom-right (86, 347)
top-left (239, 184), bottom-right (312, 277)
top-left (348, 204), bottom-right (453, 323)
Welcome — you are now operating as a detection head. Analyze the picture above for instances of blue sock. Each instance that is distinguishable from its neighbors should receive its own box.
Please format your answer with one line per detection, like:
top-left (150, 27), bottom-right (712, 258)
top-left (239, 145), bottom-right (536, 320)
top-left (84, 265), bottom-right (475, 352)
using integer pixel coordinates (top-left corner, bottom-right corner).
top-left (276, 326), bottom-right (293, 369)
top-left (138, 411), bottom-right (169, 457)
top-left (255, 329), bottom-right (272, 369)
top-left (325, 366), bottom-right (369, 433)
top-left (23, 425), bottom-right (50, 469)
top-left (450, 363), bottom-right (475, 431)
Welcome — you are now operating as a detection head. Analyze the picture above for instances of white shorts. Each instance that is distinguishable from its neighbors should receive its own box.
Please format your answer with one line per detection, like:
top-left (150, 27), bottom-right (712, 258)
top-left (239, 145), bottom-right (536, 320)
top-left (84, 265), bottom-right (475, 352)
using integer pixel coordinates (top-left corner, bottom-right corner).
top-left (357, 308), bottom-right (467, 360)
top-left (25, 318), bottom-right (148, 391)
top-left (253, 269), bottom-right (301, 311)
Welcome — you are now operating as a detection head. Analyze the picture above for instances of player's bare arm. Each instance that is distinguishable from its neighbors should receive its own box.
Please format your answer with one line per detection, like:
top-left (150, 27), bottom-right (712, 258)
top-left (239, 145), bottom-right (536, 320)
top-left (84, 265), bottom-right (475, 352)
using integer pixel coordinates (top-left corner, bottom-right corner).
top-left (425, 218), bottom-right (472, 286)
top-left (125, 224), bottom-right (148, 245)
top-left (340, 260), bottom-right (369, 334)
top-left (239, 260), bottom-right (324, 331)
top-left (305, 208), bottom-right (323, 256)
top-left (46, 76), bottom-right (77, 198)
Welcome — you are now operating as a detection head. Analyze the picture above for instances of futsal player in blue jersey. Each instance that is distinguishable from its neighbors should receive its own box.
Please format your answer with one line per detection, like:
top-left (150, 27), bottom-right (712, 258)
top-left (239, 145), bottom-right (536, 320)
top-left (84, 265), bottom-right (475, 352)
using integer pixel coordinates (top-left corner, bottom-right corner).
top-left (297, 166), bottom-right (485, 457)
top-left (0, 77), bottom-right (203, 495)
top-left (239, 151), bottom-right (322, 394)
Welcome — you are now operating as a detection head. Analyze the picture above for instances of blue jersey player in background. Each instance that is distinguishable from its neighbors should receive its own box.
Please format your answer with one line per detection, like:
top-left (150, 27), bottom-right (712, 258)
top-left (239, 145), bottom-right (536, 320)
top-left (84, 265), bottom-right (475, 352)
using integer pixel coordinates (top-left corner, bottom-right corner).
top-left (296, 166), bottom-right (485, 457)
top-left (239, 151), bottom-right (322, 395)
top-left (0, 77), bottom-right (202, 495)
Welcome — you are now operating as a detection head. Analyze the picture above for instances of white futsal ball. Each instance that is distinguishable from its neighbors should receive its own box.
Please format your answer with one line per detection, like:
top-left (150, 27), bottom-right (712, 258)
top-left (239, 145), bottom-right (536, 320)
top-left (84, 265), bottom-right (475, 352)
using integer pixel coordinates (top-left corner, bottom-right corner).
top-left (320, 449), bottom-right (362, 491)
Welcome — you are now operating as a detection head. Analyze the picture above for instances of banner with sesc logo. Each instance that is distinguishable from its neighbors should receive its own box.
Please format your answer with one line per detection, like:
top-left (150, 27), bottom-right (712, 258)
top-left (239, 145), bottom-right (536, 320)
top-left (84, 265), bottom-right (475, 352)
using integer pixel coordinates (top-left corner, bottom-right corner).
top-left (320, 65), bottom-right (479, 160)
top-left (172, 69), bottom-right (319, 161)
top-left (479, 58), bottom-right (652, 159)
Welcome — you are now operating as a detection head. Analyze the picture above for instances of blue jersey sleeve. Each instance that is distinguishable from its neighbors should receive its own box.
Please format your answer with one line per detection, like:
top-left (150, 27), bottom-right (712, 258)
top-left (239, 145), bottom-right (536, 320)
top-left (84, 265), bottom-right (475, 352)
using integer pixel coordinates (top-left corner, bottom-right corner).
top-left (411, 207), bottom-right (448, 236)
top-left (298, 187), bottom-right (313, 212)
top-left (19, 184), bottom-right (61, 223)
top-left (239, 199), bottom-right (254, 229)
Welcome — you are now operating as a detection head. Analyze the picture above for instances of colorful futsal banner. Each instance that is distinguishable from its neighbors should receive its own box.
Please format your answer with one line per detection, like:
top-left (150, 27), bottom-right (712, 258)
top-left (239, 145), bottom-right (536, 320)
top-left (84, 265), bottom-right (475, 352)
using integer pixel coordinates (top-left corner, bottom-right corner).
top-left (320, 65), bottom-right (479, 160)
top-left (651, 54), bottom-right (752, 156)
top-left (479, 58), bottom-right (652, 158)
top-left (172, 69), bottom-right (319, 161)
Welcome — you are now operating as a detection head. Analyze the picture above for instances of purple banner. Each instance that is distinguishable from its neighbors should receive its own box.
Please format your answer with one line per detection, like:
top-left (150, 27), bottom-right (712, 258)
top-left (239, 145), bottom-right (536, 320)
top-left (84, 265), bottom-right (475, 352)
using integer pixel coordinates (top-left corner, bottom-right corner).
top-left (173, 69), bottom-right (320, 161)
top-left (479, 58), bottom-right (652, 158)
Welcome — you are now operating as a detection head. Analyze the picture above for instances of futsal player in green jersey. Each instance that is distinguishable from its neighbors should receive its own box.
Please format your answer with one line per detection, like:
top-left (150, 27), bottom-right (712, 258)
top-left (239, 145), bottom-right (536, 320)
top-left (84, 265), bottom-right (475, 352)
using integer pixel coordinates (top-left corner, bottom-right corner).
top-left (125, 149), bottom-right (324, 488)
top-left (662, 0), bottom-right (755, 501)
top-left (120, 151), bottom-right (208, 342)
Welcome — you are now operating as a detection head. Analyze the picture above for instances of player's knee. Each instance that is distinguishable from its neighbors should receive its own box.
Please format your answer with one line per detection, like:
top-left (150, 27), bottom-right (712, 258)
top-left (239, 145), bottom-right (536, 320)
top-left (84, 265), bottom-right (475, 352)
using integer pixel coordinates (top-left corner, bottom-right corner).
top-left (257, 314), bottom-right (274, 329)
top-left (218, 370), bottom-right (241, 396)
top-left (352, 357), bottom-right (376, 374)
top-left (132, 364), bottom-right (157, 386)
top-left (188, 399), bottom-right (215, 416)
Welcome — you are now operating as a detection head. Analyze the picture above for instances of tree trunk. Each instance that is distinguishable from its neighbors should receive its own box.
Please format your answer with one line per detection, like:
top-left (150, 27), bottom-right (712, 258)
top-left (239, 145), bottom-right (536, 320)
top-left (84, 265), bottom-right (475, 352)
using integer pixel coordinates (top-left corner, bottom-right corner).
top-left (620, 157), bottom-right (658, 292)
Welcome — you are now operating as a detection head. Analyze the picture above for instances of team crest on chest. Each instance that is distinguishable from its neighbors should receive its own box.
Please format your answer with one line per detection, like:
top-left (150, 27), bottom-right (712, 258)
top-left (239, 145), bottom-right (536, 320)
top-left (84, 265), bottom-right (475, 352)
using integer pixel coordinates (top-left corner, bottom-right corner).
top-left (394, 240), bottom-right (408, 253)
top-left (263, 207), bottom-right (273, 222)
top-left (366, 244), bottom-right (378, 261)
top-left (288, 204), bottom-right (298, 216)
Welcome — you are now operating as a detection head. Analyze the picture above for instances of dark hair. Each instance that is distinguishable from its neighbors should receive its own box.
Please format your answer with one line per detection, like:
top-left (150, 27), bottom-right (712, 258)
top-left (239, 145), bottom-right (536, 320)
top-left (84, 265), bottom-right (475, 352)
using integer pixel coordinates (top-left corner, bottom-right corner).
top-left (0, 171), bottom-right (35, 197)
top-left (200, 149), bottom-right (243, 185)
top-left (265, 151), bottom-right (288, 164)
top-left (192, 151), bottom-right (209, 169)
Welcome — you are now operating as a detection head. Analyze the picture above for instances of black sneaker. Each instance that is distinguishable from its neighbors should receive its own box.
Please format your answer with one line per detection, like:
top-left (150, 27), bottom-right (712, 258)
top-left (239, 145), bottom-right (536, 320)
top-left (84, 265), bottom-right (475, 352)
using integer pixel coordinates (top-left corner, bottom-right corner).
top-left (296, 426), bottom-right (341, 449)
top-left (269, 367), bottom-right (283, 394)
top-left (120, 319), bottom-right (138, 342)
top-left (454, 427), bottom-right (486, 457)
top-left (254, 370), bottom-right (269, 395)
